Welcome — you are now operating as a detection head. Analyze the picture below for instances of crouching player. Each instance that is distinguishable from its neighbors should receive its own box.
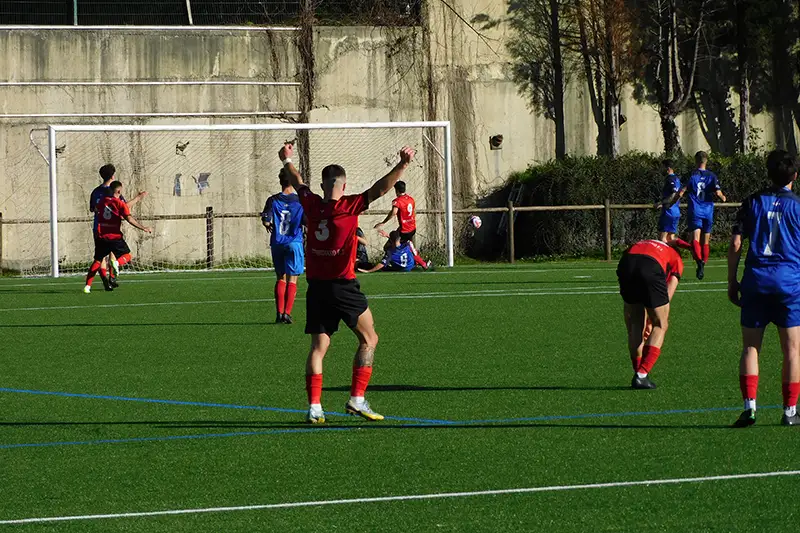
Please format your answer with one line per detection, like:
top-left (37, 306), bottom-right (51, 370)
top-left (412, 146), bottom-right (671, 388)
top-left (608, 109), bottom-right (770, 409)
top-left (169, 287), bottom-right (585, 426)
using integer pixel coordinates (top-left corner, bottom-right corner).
top-left (359, 231), bottom-right (418, 273)
top-left (729, 150), bottom-right (800, 427)
top-left (84, 181), bottom-right (152, 293)
top-left (617, 239), bottom-right (686, 389)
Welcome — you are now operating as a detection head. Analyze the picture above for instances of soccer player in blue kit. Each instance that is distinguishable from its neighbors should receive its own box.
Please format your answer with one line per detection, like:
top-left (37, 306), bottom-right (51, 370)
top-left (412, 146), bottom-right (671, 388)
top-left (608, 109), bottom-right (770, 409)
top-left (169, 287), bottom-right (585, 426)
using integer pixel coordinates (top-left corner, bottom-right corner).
top-left (681, 151), bottom-right (727, 279)
top-left (657, 160), bottom-right (682, 242)
top-left (262, 169), bottom-right (305, 324)
top-left (358, 230), bottom-right (418, 273)
top-left (728, 150), bottom-right (800, 427)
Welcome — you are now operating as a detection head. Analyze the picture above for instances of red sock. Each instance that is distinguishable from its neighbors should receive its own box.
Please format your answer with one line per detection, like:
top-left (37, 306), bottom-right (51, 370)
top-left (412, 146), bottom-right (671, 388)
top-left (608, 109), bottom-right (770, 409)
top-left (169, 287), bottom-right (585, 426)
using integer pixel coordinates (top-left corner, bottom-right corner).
top-left (117, 253), bottom-right (132, 267)
top-left (702, 244), bottom-right (710, 263)
top-left (414, 254), bottom-right (427, 268)
top-left (673, 238), bottom-right (691, 250)
top-left (350, 366), bottom-right (373, 397)
top-left (306, 373), bottom-right (322, 405)
top-left (631, 354), bottom-right (642, 372)
top-left (99, 267), bottom-right (107, 279)
top-left (285, 282), bottom-right (297, 315)
top-left (275, 280), bottom-right (287, 315)
top-left (638, 345), bottom-right (661, 375)
top-left (85, 260), bottom-right (101, 286)
top-left (691, 241), bottom-right (702, 262)
top-left (782, 382), bottom-right (800, 407)
top-left (740, 374), bottom-right (758, 400)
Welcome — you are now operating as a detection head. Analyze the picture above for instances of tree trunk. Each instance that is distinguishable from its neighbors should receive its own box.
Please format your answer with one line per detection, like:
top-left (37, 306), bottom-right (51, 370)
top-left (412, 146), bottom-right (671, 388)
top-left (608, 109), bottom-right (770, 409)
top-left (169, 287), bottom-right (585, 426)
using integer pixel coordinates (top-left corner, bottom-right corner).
top-left (736, 0), bottom-right (750, 153)
top-left (577, 3), bottom-right (607, 155)
top-left (660, 107), bottom-right (680, 156)
top-left (606, 86), bottom-right (621, 158)
top-left (550, 0), bottom-right (566, 159)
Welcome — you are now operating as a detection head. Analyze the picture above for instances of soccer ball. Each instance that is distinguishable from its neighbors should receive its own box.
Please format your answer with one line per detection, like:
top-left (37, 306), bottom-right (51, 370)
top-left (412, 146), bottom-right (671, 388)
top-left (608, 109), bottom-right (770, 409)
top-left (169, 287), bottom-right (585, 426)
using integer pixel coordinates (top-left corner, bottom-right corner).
top-left (469, 215), bottom-right (482, 229)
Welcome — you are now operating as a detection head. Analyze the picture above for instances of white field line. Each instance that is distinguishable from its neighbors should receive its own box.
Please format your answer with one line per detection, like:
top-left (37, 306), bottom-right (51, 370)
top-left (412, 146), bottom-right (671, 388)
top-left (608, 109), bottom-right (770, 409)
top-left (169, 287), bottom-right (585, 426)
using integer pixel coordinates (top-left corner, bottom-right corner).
top-left (1, 469), bottom-right (797, 525)
top-left (0, 286), bottom-right (727, 313)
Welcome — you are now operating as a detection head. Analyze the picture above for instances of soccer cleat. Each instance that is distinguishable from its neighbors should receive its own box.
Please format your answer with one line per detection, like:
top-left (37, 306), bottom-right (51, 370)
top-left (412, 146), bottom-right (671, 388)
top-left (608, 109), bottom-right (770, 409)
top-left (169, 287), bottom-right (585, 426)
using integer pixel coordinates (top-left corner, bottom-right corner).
top-left (83, 285), bottom-right (91, 294)
top-left (733, 409), bottom-right (756, 428)
top-left (306, 406), bottom-right (326, 424)
top-left (275, 313), bottom-right (284, 324)
top-left (345, 400), bottom-right (384, 421)
top-left (696, 260), bottom-right (705, 280)
top-left (100, 275), bottom-right (113, 292)
top-left (109, 276), bottom-right (119, 288)
top-left (631, 374), bottom-right (657, 390)
top-left (781, 413), bottom-right (800, 426)
top-left (110, 259), bottom-right (120, 279)
top-left (282, 314), bottom-right (294, 325)
top-left (425, 260), bottom-right (433, 270)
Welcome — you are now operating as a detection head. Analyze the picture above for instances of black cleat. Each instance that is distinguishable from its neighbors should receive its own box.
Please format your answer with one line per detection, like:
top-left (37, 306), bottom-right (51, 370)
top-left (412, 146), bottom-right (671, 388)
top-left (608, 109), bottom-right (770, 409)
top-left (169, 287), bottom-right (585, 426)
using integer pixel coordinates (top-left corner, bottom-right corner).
top-left (109, 275), bottom-right (119, 288)
top-left (100, 275), bottom-right (114, 292)
top-left (696, 260), bottom-right (705, 280)
top-left (732, 409), bottom-right (756, 428)
top-left (276, 313), bottom-right (284, 324)
top-left (282, 314), bottom-right (294, 324)
top-left (631, 374), bottom-right (657, 390)
top-left (781, 413), bottom-right (800, 426)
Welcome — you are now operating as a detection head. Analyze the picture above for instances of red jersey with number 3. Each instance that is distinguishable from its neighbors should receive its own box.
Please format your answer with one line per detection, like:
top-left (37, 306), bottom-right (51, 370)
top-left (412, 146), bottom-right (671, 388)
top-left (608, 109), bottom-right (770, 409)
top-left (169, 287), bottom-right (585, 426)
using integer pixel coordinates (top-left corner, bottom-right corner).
top-left (299, 187), bottom-right (369, 280)
top-left (627, 240), bottom-right (684, 280)
top-left (96, 196), bottom-right (130, 241)
top-left (393, 194), bottom-right (416, 233)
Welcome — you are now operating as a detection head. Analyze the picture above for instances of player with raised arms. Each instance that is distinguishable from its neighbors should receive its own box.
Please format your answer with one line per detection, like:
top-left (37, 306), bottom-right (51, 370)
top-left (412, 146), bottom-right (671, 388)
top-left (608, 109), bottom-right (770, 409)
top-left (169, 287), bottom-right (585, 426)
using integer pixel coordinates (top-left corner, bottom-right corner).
top-left (261, 168), bottom-right (305, 324)
top-left (680, 151), bottom-right (727, 279)
top-left (279, 142), bottom-right (415, 424)
top-left (374, 181), bottom-right (430, 269)
top-left (617, 239), bottom-right (687, 389)
top-left (728, 150), bottom-right (800, 427)
top-left (84, 181), bottom-right (152, 293)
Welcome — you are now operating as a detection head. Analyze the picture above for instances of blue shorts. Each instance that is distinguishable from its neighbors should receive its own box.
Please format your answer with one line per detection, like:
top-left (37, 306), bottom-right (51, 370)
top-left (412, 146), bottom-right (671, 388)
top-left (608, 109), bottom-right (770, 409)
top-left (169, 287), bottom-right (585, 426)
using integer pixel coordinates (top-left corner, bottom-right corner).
top-left (688, 212), bottom-right (713, 233)
top-left (740, 291), bottom-right (800, 329)
top-left (658, 212), bottom-right (679, 234)
top-left (271, 242), bottom-right (304, 276)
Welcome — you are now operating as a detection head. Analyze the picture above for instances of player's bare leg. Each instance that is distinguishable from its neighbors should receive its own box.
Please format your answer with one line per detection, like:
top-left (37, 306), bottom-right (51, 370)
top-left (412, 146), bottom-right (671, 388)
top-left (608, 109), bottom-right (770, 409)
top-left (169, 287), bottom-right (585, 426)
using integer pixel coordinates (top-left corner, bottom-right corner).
top-left (283, 274), bottom-right (299, 324)
top-left (345, 308), bottom-right (384, 421)
top-left (631, 303), bottom-right (669, 389)
top-left (734, 327), bottom-right (765, 427)
top-left (305, 333), bottom-right (331, 423)
top-left (777, 326), bottom-right (800, 425)
top-left (274, 272), bottom-right (288, 323)
top-left (623, 302), bottom-right (646, 372)
top-left (658, 232), bottom-right (676, 243)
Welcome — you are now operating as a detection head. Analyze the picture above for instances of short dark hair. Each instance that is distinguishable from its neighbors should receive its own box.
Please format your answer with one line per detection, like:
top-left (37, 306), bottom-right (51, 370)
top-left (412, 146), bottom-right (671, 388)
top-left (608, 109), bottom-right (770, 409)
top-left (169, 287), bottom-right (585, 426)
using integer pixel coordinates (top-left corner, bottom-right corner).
top-left (394, 181), bottom-right (406, 194)
top-left (695, 151), bottom-right (709, 165)
top-left (661, 159), bottom-right (673, 170)
top-left (99, 164), bottom-right (115, 181)
top-left (109, 180), bottom-right (123, 193)
top-left (388, 230), bottom-right (401, 242)
top-left (278, 168), bottom-right (290, 188)
top-left (767, 150), bottom-right (798, 187)
top-left (321, 164), bottom-right (346, 182)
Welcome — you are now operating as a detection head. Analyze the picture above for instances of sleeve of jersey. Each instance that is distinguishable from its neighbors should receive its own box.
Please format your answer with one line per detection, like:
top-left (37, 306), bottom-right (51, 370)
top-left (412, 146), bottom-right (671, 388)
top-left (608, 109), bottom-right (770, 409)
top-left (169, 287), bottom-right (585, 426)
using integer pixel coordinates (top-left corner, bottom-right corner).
top-left (342, 192), bottom-right (370, 215)
top-left (713, 174), bottom-right (721, 190)
top-left (119, 199), bottom-right (131, 218)
top-left (261, 198), bottom-right (272, 223)
top-left (732, 200), bottom-right (750, 236)
top-left (297, 187), bottom-right (315, 209)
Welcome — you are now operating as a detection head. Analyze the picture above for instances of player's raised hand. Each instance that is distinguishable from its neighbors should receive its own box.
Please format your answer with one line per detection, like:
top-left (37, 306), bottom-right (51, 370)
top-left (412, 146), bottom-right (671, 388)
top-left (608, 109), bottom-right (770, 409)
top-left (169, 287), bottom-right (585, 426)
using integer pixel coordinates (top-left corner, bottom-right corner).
top-left (373, 222), bottom-right (383, 230)
top-left (728, 280), bottom-right (742, 307)
top-left (137, 191), bottom-right (149, 199)
top-left (399, 146), bottom-right (415, 165)
top-left (279, 143), bottom-right (294, 162)
top-left (143, 227), bottom-right (153, 234)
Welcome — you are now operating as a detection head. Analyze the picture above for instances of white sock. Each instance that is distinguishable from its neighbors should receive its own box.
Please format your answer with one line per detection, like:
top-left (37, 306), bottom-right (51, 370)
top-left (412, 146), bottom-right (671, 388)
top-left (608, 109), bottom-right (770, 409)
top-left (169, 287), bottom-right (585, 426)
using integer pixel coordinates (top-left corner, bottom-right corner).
top-left (310, 403), bottom-right (322, 412)
top-left (744, 399), bottom-right (756, 411)
top-left (349, 396), bottom-right (365, 407)
top-left (636, 372), bottom-right (648, 379)
top-left (785, 405), bottom-right (796, 417)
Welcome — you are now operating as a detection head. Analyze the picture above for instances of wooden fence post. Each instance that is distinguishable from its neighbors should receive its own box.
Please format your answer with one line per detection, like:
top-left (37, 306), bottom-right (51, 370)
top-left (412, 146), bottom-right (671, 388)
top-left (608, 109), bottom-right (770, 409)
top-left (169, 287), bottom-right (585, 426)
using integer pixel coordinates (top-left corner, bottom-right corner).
top-left (507, 201), bottom-right (515, 264)
top-left (205, 206), bottom-right (214, 270)
top-left (604, 199), bottom-right (612, 261)
top-left (0, 212), bottom-right (3, 272)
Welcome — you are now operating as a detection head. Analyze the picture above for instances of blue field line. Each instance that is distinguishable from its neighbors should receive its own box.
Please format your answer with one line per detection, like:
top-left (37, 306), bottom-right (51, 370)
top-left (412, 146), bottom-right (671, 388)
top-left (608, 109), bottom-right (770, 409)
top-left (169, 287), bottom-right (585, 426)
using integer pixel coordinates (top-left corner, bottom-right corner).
top-left (0, 387), bottom-right (456, 426)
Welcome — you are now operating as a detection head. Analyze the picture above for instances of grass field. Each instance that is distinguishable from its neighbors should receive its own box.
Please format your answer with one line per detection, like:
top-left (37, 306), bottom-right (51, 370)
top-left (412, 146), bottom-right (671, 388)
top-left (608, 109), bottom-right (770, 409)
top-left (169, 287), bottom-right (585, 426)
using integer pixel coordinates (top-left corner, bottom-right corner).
top-left (2, 262), bottom-right (799, 532)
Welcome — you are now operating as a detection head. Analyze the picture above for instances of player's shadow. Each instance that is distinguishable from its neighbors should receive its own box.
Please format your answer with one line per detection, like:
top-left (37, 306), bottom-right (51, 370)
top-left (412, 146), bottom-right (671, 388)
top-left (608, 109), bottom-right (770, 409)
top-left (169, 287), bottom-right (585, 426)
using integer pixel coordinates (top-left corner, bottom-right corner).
top-left (322, 384), bottom-right (630, 392)
top-left (404, 280), bottom-right (606, 286)
top-left (0, 322), bottom-right (272, 328)
top-left (0, 289), bottom-right (71, 294)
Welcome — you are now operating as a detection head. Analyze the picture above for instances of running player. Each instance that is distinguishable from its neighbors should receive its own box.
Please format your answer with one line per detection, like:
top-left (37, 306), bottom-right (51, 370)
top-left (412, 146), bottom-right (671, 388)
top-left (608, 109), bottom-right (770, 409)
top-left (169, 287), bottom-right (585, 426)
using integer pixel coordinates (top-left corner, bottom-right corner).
top-left (278, 142), bottom-right (415, 424)
top-left (89, 164), bottom-right (147, 287)
top-left (656, 160), bottom-right (682, 242)
top-left (84, 181), bottom-right (152, 293)
top-left (617, 239), bottom-right (686, 389)
top-left (261, 169), bottom-right (305, 324)
top-left (374, 181), bottom-right (430, 269)
top-left (359, 230), bottom-right (418, 273)
top-left (680, 152), bottom-right (727, 279)
top-left (728, 150), bottom-right (800, 427)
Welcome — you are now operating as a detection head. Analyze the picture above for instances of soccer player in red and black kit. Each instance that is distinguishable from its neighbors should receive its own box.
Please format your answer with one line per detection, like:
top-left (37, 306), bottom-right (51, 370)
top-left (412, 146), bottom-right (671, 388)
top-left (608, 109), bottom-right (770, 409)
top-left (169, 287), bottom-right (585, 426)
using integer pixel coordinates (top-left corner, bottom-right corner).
top-left (617, 239), bottom-right (687, 389)
top-left (83, 181), bottom-right (152, 293)
top-left (375, 181), bottom-right (430, 269)
top-left (279, 142), bottom-right (415, 424)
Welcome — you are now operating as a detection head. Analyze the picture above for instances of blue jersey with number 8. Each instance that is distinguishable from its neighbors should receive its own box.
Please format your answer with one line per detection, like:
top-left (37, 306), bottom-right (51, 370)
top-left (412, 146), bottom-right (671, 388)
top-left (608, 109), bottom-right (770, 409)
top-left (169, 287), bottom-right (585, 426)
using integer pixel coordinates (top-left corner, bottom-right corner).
top-left (262, 193), bottom-right (304, 246)
top-left (686, 169), bottom-right (720, 218)
top-left (734, 187), bottom-right (800, 296)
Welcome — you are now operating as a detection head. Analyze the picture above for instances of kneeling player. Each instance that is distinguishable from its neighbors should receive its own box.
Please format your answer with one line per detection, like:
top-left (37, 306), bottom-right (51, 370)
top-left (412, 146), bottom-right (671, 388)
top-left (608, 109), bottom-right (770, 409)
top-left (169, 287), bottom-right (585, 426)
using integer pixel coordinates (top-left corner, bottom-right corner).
top-left (617, 239), bottom-right (685, 389)
top-left (84, 181), bottom-right (152, 293)
top-left (729, 150), bottom-right (800, 427)
top-left (359, 231), bottom-right (418, 273)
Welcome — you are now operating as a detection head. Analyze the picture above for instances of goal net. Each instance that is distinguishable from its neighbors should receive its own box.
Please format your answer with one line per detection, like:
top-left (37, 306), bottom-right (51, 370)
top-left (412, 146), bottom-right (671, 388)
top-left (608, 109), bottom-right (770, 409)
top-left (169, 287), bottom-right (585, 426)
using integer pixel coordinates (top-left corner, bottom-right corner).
top-left (4, 122), bottom-right (453, 277)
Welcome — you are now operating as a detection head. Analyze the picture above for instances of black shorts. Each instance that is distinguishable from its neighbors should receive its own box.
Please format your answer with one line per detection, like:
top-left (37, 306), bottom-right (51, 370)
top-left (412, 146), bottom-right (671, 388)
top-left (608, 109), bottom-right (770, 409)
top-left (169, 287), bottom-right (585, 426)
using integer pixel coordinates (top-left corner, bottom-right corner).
top-left (399, 230), bottom-right (416, 243)
top-left (306, 279), bottom-right (369, 335)
top-left (93, 238), bottom-right (131, 262)
top-left (617, 253), bottom-right (669, 309)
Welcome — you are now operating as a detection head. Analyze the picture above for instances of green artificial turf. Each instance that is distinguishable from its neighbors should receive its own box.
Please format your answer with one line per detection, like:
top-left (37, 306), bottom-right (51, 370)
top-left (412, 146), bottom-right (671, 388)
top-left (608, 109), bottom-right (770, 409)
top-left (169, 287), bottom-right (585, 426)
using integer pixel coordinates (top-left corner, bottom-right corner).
top-left (1, 262), bottom-right (798, 532)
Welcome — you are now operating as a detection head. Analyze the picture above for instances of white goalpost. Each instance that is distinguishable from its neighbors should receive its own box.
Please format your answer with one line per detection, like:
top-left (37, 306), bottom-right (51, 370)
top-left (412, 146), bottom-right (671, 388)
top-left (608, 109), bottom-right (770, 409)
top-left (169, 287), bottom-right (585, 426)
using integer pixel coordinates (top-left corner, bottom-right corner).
top-left (25, 122), bottom-right (454, 278)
